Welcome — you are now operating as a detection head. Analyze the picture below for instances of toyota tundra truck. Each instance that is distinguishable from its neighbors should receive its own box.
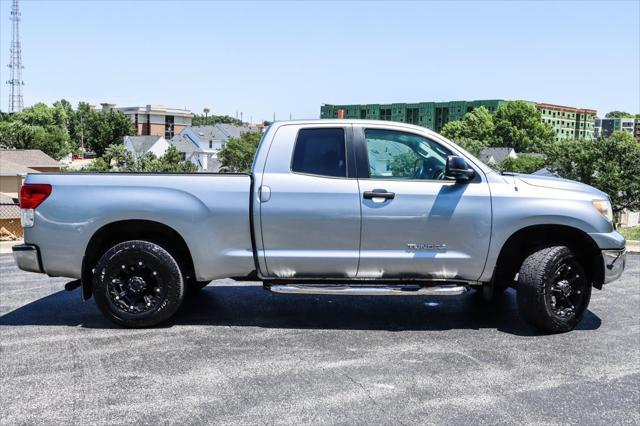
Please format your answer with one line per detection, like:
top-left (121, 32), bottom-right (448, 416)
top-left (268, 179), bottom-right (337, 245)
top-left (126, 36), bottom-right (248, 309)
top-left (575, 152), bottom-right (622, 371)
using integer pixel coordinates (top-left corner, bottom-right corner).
top-left (12, 120), bottom-right (626, 332)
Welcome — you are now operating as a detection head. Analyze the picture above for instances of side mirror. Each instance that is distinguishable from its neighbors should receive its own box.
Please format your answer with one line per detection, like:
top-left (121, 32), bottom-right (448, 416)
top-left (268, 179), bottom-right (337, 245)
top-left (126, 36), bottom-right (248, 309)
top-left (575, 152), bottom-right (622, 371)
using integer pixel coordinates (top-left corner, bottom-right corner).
top-left (445, 155), bottom-right (475, 182)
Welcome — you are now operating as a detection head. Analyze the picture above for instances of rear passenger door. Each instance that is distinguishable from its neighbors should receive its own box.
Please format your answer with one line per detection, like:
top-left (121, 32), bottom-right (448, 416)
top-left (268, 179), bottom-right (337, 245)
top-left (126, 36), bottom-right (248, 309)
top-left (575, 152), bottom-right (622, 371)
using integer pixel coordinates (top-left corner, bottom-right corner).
top-left (258, 124), bottom-right (361, 279)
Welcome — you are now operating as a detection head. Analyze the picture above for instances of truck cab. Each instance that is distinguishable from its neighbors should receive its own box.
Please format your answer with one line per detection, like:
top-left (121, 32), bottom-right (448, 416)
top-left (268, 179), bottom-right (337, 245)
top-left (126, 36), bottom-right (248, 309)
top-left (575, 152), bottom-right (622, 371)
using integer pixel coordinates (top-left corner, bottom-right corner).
top-left (253, 121), bottom-right (492, 282)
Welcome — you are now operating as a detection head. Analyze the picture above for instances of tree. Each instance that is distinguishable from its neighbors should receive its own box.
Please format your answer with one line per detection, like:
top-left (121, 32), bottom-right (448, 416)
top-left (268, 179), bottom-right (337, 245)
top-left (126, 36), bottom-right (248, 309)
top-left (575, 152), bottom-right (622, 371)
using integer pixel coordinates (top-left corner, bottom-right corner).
top-left (605, 111), bottom-right (634, 118)
top-left (0, 103), bottom-right (72, 159)
top-left (218, 131), bottom-right (262, 172)
top-left (83, 145), bottom-right (197, 173)
top-left (82, 108), bottom-right (136, 156)
top-left (493, 101), bottom-right (555, 153)
top-left (544, 131), bottom-right (640, 220)
top-left (102, 144), bottom-right (135, 170)
top-left (450, 137), bottom-right (488, 158)
top-left (441, 106), bottom-right (494, 144)
top-left (192, 114), bottom-right (244, 126)
top-left (495, 154), bottom-right (546, 174)
top-left (155, 146), bottom-right (198, 172)
top-left (0, 100), bottom-right (136, 158)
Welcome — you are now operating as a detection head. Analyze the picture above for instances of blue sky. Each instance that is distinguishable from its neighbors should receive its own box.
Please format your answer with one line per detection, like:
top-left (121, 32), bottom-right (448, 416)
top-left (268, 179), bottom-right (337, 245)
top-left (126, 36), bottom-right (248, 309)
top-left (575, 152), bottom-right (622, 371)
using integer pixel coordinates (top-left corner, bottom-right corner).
top-left (0, 0), bottom-right (638, 121)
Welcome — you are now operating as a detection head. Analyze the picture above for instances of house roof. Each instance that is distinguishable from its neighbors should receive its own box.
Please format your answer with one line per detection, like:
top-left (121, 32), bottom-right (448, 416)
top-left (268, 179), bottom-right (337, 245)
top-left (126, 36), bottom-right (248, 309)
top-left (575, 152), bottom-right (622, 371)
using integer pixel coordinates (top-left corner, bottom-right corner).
top-left (479, 147), bottom-right (516, 164)
top-left (125, 136), bottom-right (164, 156)
top-left (170, 124), bottom-right (258, 157)
top-left (189, 126), bottom-right (223, 142)
top-left (0, 158), bottom-right (39, 177)
top-left (214, 123), bottom-right (254, 139)
top-left (184, 124), bottom-right (256, 143)
top-left (0, 149), bottom-right (61, 169)
top-left (170, 134), bottom-right (201, 154)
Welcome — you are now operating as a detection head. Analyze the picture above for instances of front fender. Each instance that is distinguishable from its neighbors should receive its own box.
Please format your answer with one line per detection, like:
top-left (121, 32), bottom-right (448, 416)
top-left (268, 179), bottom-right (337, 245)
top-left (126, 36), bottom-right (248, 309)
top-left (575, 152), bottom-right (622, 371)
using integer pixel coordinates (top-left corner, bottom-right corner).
top-left (480, 187), bottom-right (613, 282)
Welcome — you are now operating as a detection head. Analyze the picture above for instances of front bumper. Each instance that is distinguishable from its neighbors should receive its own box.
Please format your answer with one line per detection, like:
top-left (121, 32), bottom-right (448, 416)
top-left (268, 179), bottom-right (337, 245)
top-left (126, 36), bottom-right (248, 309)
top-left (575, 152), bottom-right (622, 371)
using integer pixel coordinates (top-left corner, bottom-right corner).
top-left (602, 249), bottom-right (626, 284)
top-left (12, 244), bottom-right (43, 273)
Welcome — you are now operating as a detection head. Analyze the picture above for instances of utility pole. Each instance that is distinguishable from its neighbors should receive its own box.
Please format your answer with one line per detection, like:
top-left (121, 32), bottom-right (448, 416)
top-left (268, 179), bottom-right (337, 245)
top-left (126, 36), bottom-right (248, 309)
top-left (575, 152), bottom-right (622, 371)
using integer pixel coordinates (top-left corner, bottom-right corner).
top-left (80, 113), bottom-right (84, 152)
top-left (6, 0), bottom-right (24, 113)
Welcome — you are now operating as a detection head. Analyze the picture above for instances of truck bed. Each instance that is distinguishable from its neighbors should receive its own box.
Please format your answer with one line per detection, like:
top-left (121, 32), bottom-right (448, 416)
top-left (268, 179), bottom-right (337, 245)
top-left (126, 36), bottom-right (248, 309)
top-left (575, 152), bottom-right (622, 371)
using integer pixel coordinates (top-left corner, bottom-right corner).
top-left (23, 172), bottom-right (255, 281)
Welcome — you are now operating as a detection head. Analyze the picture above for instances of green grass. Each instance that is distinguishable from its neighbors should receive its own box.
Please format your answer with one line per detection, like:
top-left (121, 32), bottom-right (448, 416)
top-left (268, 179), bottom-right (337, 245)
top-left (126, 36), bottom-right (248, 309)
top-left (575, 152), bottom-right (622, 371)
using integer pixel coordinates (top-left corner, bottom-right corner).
top-left (619, 226), bottom-right (640, 241)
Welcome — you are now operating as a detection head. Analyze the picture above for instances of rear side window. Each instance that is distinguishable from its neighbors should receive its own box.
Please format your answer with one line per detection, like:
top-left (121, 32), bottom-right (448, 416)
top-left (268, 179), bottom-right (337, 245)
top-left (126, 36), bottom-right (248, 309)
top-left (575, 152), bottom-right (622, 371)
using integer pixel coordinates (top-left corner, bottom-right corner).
top-left (291, 128), bottom-right (346, 177)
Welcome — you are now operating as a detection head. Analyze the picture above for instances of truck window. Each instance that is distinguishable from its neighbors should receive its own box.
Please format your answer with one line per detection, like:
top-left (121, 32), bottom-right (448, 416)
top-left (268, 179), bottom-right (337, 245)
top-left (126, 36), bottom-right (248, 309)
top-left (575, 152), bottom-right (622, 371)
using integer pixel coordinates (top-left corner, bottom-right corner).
top-left (364, 129), bottom-right (451, 180)
top-left (291, 128), bottom-right (346, 177)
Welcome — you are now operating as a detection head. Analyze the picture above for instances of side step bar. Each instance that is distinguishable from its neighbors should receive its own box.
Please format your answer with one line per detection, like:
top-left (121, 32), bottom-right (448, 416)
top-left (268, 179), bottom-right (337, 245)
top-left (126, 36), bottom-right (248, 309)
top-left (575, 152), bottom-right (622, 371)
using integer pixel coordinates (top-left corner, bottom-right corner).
top-left (268, 284), bottom-right (468, 297)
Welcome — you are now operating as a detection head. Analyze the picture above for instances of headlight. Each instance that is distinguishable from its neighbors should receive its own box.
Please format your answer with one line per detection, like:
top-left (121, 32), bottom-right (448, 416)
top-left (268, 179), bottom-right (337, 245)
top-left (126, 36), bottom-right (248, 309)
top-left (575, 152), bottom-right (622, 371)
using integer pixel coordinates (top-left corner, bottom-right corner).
top-left (592, 199), bottom-right (613, 223)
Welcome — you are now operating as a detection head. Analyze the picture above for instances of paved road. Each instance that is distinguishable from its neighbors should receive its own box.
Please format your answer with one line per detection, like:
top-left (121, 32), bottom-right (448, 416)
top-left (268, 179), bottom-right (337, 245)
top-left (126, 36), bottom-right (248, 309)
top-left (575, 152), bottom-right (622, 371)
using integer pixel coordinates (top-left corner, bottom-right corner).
top-left (1, 254), bottom-right (638, 425)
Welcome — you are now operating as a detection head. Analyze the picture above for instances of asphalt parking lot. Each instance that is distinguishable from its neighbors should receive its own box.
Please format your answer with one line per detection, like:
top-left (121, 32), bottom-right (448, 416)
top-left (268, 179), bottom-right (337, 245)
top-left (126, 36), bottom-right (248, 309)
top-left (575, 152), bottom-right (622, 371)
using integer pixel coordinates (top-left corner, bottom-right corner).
top-left (1, 254), bottom-right (638, 425)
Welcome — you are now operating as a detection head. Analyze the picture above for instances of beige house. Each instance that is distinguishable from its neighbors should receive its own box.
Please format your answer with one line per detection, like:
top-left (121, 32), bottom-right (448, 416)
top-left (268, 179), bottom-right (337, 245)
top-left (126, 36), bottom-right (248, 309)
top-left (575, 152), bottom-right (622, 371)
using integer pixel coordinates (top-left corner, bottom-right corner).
top-left (0, 149), bottom-right (62, 198)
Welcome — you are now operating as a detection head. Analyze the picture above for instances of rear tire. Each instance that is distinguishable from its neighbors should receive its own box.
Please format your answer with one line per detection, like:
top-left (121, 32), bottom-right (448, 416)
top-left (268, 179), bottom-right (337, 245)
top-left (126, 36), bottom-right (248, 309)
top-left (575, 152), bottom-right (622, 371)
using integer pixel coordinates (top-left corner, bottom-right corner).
top-left (93, 240), bottom-right (185, 328)
top-left (516, 246), bottom-right (591, 333)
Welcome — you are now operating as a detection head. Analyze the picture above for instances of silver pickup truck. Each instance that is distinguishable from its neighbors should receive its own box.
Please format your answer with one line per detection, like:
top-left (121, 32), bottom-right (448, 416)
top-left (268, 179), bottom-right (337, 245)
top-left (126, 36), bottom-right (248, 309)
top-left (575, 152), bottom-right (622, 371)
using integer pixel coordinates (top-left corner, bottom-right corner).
top-left (13, 120), bottom-right (626, 332)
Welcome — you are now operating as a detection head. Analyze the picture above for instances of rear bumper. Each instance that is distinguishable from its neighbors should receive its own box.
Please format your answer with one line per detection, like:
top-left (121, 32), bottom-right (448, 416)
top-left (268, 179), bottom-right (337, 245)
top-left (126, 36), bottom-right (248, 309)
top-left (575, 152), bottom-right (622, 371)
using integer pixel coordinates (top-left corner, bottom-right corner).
top-left (602, 249), bottom-right (626, 284)
top-left (12, 244), bottom-right (43, 273)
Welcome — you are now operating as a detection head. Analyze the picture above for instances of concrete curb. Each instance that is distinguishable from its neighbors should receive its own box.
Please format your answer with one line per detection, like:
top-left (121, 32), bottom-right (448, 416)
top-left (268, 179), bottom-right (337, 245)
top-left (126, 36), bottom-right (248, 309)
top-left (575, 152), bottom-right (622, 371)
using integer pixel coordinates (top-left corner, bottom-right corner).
top-left (627, 240), bottom-right (640, 254)
top-left (0, 240), bottom-right (22, 255)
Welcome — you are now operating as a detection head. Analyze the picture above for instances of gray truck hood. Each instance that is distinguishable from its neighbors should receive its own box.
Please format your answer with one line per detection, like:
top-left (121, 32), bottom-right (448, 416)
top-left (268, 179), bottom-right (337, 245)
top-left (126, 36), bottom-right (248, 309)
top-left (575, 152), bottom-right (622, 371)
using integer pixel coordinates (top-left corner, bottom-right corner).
top-left (515, 174), bottom-right (607, 198)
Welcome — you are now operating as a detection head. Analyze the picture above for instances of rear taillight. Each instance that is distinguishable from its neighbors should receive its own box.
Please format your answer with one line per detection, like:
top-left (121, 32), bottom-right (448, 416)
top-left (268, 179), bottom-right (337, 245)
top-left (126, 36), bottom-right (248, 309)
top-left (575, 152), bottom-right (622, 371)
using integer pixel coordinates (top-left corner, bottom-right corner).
top-left (20, 184), bottom-right (52, 209)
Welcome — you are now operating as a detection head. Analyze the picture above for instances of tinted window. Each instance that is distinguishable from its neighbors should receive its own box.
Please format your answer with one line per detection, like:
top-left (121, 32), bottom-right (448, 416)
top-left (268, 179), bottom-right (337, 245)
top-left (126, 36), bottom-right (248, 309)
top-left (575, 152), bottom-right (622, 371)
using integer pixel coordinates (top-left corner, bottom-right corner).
top-left (364, 129), bottom-right (451, 180)
top-left (291, 128), bottom-right (346, 177)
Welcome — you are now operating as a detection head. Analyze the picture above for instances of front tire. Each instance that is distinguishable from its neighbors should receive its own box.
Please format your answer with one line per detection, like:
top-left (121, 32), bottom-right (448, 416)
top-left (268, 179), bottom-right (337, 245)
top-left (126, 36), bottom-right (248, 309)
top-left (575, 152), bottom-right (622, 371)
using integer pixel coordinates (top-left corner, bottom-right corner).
top-left (516, 246), bottom-right (591, 333)
top-left (93, 240), bottom-right (185, 328)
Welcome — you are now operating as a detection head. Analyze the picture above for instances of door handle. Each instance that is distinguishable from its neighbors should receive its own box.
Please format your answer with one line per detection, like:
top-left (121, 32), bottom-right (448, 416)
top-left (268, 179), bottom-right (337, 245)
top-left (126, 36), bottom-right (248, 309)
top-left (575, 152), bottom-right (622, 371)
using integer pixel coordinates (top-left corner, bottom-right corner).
top-left (259, 185), bottom-right (271, 203)
top-left (363, 190), bottom-right (395, 200)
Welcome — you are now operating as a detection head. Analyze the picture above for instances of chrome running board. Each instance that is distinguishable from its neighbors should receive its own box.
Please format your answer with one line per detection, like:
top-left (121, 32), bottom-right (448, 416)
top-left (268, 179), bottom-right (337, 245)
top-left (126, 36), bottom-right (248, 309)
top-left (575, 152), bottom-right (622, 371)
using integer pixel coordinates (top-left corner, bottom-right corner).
top-left (268, 284), bottom-right (468, 297)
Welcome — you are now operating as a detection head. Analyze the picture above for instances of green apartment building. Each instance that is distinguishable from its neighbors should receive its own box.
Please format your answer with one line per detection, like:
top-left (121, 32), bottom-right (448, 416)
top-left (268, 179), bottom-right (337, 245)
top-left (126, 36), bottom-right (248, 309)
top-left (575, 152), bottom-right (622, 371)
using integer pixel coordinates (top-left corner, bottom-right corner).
top-left (320, 100), bottom-right (596, 141)
top-left (536, 103), bottom-right (597, 141)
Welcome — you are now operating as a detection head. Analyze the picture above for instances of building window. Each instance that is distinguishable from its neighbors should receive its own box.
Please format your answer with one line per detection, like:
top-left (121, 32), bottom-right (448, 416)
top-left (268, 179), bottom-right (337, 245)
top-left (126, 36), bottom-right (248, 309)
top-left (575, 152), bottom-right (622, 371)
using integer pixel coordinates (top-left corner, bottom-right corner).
top-left (165, 115), bottom-right (175, 139)
top-left (405, 108), bottom-right (420, 125)
top-left (379, 109), bottom-right (392, 121)
top-left (209, 140), bottom-right (213, 149)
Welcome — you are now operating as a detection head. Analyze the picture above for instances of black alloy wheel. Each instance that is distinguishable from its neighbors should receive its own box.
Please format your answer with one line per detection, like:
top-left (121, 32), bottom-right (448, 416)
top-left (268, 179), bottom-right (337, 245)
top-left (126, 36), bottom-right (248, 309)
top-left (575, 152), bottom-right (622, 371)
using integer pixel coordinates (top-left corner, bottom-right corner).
top-left (93, 240), bottom-right (185, 327)
top-left (517, 245), bottom-right (592, 333)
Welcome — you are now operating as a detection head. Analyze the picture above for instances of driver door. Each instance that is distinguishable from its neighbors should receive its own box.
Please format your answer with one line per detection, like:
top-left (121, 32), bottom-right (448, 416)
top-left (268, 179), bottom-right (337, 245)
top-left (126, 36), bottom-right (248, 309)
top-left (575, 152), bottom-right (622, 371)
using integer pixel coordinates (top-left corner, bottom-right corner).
top-left (354, 126), bottom-right (492, 281)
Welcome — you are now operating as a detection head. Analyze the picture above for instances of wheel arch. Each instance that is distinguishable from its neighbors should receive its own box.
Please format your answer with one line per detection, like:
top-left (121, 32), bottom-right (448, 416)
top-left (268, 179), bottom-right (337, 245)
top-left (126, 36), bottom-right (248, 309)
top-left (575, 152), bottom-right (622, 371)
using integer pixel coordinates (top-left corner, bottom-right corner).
top-left (492, 224), bottom-right (604, 290)
top-left (81, 219), bottom-right (195, 300)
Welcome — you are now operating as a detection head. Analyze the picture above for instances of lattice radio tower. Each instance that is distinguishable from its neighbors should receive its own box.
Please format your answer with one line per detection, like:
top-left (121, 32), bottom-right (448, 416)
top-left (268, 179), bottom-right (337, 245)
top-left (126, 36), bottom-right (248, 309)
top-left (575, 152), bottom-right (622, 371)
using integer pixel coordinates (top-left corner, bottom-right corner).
top-left (6, 0), bottom-right (24, 113)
